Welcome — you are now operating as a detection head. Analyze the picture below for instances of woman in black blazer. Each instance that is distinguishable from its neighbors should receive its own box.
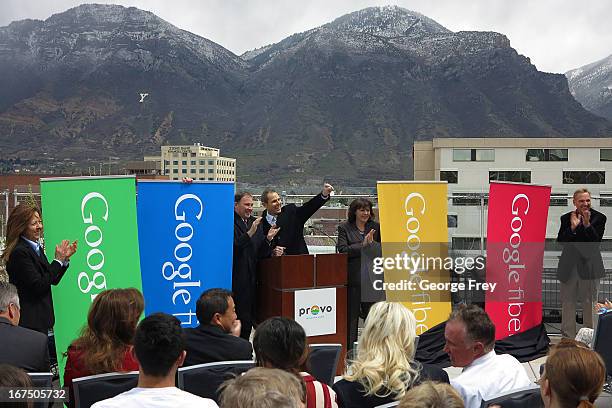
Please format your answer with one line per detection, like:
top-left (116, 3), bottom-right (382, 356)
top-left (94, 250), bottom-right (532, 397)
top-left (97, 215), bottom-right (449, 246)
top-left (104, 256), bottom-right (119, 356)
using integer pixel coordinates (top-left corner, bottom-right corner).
top-left (336, 198), bottom-right (381, 348)
top-left (1, 204), bottom-right (77, 333)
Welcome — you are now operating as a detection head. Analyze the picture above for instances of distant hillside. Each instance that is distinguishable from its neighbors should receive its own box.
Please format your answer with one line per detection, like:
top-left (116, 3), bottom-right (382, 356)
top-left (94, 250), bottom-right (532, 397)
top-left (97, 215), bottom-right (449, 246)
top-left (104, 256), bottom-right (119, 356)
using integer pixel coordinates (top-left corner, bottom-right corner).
top-left (1, 4), bottom-right (610, 184)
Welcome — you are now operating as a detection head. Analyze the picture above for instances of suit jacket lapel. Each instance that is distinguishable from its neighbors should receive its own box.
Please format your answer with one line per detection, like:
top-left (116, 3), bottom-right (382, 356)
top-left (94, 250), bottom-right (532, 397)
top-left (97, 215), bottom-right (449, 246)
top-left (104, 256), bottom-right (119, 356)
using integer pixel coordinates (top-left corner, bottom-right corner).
top-left (235, 213), bottom-right (248, 234)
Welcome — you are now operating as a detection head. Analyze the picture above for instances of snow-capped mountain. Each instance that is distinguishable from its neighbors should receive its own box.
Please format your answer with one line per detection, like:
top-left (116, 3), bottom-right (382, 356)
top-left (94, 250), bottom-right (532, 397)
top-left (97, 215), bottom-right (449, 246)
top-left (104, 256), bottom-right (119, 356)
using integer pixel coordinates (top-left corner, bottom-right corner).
top-left (1, 4), bottom-right (610, 184)
top-left (566, 54), bottom-right (612, 121)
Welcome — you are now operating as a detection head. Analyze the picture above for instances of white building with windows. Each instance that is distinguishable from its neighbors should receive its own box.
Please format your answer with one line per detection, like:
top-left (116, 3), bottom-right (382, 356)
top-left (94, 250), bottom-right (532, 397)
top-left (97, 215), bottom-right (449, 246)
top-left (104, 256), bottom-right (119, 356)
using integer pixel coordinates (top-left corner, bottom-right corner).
top-left (160, 144), bottom-right (236, 181)
top-left (414, 138), bottom-right (612, 249)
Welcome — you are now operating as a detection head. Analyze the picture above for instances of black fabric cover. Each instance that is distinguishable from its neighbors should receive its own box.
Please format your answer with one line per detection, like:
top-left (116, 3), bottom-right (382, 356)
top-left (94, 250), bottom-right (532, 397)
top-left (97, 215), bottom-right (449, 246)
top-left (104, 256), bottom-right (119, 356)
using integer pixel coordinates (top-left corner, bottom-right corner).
top-left (415, 321), bottom-right (550, 366)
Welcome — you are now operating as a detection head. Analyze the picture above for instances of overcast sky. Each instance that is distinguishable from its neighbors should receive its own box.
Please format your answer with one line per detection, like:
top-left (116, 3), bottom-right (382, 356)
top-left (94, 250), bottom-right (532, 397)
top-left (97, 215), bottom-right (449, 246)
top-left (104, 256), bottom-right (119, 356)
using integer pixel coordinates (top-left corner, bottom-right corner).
top-left (1, 0), bottom-right (611, 73)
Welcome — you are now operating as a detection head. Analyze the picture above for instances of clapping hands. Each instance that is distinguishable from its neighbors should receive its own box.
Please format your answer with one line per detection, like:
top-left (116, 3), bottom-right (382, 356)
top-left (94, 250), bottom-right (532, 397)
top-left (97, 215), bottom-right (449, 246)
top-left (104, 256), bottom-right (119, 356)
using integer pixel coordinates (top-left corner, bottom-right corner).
top-left (362, 229), bottom-right (375, 247)
top-left (55, 240), bottom-right (77, 262)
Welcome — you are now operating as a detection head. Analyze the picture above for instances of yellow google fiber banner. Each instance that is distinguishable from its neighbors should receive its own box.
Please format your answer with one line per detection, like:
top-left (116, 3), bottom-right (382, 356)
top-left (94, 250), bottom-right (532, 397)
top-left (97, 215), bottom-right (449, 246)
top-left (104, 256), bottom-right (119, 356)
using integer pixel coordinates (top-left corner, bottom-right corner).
top-left (377, 181), bottom-right (451, 334)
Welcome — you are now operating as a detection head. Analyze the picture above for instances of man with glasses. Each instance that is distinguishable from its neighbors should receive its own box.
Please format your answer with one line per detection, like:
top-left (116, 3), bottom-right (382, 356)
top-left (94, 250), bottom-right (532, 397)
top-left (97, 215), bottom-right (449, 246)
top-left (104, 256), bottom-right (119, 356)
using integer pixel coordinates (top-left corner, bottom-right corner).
top-left (0, 282), bottom-right (50, 372)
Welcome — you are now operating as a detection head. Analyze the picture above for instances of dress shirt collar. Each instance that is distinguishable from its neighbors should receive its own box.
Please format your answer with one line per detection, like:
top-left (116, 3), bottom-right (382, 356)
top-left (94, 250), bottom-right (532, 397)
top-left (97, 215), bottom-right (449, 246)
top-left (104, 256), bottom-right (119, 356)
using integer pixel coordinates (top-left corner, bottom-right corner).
top-left (21, 236), bottom-right (40, 254)
top-left (266, 212), bottom-right (277, 226)
top-left (463, 350), bottom-right (496, 372)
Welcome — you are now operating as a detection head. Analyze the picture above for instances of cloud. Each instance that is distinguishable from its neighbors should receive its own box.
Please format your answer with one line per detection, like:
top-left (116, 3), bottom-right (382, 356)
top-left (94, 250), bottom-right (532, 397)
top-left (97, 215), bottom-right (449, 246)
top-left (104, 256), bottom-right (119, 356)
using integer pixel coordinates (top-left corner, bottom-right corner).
top-left (1, 0), bottom-right (611, 73)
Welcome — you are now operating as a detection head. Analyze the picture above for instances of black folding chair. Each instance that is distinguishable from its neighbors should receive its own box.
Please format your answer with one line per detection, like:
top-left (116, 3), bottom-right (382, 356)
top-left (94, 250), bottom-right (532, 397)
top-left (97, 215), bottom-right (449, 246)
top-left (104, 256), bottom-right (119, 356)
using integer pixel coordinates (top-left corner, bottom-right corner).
top-left (594, 311), bottom-right (612, 393)
top-left (177, 360), bottom-right (255, 402)
top-left (308, 343), bottom-right (342, 386)
top-left (27, 372), bottom-right (53, 408)
top-left (480, 385), bottom-right (543, 408)
top-left (73, 371), bottom-right (138, 408)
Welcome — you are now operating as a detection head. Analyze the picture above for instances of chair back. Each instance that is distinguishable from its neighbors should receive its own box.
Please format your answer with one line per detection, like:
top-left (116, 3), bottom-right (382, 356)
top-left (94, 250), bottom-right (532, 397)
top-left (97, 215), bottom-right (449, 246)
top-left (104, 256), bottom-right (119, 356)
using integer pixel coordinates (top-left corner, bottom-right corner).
top-left (480, 385), bottom-right (542, 408)
top-left (177, 360), bottom-right (255, 402)
top-left (308, 344), bottom-right (342, 386)
top-left (375, 402), bottom-right (399, 407)
top-left (73, 371), bottom-right (138, 408)
top-left (594, 311), bottom-right (612, 377)
top-left (27, 373), bottom-right (53, 408)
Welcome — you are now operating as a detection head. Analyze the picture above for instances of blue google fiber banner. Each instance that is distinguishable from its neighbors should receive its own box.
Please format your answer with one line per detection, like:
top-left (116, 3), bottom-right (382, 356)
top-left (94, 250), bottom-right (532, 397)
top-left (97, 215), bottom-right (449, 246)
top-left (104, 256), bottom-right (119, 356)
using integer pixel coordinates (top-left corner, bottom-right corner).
top-left (136, 180), bottom-right (234, 327)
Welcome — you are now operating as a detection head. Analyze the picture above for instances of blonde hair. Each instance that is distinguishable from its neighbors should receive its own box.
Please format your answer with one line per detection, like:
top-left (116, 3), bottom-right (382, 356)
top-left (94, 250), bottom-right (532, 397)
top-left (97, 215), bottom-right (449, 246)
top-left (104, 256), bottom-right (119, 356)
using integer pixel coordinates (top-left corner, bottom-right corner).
top-left (542, 339), bottom-right (605, 408)
top-left (344, 301), bottom-right (420, 400)
top-left (219, 367), bottom-right (305, 408)
top-left (399, 381), bottom-right (464, 408)
top-left (573, 188), bottom-right (590, 199)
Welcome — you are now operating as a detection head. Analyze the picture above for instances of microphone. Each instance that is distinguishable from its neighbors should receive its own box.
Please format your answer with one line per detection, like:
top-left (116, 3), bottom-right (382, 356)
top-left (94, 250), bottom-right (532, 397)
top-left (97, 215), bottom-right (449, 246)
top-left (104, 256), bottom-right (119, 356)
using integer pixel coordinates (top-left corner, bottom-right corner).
top-left (306, 224), bottom-right (338, 252)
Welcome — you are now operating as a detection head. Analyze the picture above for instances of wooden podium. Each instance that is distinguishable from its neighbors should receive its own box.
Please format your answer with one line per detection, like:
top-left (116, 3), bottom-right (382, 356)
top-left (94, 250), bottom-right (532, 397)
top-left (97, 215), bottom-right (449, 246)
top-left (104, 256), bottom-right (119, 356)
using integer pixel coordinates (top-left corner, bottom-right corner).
top-left (256, 253), bottom-right (348, 373)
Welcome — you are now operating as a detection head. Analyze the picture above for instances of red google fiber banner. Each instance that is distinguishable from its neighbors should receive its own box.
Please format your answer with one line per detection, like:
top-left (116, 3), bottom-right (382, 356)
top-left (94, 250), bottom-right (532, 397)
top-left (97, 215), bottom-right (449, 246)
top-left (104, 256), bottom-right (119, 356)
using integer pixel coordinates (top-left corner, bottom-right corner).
top-left (485, 182), bottom-right (551, 340)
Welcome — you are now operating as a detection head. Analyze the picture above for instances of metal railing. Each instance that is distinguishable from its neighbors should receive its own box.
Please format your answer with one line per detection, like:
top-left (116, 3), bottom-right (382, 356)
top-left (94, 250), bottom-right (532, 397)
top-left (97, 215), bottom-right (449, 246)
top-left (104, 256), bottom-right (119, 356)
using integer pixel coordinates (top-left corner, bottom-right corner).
top-left (2, 190), bottom-right (611, 328)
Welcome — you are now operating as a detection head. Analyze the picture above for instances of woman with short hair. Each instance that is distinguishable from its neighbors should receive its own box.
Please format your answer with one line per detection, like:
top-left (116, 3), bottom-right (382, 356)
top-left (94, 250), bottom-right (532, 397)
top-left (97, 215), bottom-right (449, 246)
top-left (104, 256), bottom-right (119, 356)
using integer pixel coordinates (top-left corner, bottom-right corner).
top-left (336, 198), bottom-right (381, 348)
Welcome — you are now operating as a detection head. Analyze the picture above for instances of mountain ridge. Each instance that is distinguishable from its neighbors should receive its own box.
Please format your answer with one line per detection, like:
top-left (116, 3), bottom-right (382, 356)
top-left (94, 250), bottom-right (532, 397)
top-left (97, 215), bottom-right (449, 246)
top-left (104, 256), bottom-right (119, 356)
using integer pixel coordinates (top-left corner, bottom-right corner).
top-left (0, 4), bottom-right (610, 185)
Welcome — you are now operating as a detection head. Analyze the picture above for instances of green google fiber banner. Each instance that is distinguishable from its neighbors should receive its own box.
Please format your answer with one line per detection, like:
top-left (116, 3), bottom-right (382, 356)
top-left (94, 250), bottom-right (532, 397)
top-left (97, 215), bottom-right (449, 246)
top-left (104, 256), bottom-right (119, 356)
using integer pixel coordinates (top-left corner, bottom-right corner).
top-left (40, 176), bottom-right (142, 382)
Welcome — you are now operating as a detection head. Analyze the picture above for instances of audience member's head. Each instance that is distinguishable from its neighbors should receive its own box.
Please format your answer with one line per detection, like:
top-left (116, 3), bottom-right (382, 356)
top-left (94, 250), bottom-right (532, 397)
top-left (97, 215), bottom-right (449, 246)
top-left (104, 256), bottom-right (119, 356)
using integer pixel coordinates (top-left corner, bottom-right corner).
top-left (347, 198), bottom-right (375, 224)
top-left (540, 338), bottom-right (605, 408)
top-left (219, 367), bottom-right (306, 408)
top-left (234, 192), bottom-right (254, 220)
top-left (1, 203), bottom-right (41, 264)
top-left (72, 288), bottom-right (144, 373)
top-left (344, 301), bottom-right (420, 399)
top-left (444, 304), bottom-right (495, 367)
top-left (0, 364), bottom-right (33, 408)
top-left (0, 282), bottom-right (21, 325)
top-left (195, 288), bottom-right (237, 332)
top-left (133, 312), bottom-right (186, 378)
top-left (399, 381), bottom-right (464, 408)
top-left (253, 317), bottom-right (307, 374)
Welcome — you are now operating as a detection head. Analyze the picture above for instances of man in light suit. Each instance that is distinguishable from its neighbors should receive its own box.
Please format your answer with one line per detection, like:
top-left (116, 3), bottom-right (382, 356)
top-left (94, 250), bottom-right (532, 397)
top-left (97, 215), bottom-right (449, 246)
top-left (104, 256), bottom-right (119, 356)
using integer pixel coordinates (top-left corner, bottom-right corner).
top-left (557, 188), bottom-right (607, 338)
top-left (0, 282), bottom-right (50, 372)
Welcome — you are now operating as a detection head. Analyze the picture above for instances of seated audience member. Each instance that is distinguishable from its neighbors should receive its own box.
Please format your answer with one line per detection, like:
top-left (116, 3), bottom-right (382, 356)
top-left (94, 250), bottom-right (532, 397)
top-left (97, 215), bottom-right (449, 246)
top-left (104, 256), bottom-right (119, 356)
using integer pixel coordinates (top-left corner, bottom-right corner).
top-left (399, 381), bottom-right (464, 408)
top-left (219, 367), bottom-right (306, 408)
top-left (575, 299), bottom-right (612, 348)
top-left (92, 313), bottom-right (218, 408)
top-left (184, 288), bottom-right (252, 366)
top-left (254, 317), bottom-right (338, 408)
top-left (64, 288), bottom-right (144, 407)
top-left (333, 301), bottom-right (449, 407)
top-left (0, 282), bottom-right (50, 372)
top-left (540, 338), bottom-right (605, 408)
top-left (444, 304), bottom-right (531, 408)
top-left (0, 364), bottom-right (34, 408)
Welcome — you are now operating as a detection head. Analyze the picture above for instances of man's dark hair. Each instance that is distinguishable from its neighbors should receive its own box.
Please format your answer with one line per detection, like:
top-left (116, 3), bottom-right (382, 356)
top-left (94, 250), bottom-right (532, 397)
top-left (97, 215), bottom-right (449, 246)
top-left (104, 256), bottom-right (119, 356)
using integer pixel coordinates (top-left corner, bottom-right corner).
top-left (235, 192), bottom-right (253, 204)
top-left (134, 313), bottom-right (185, 377)
top-left (260, 189), bottom-right (278, 205)
top-left (253, 317), bottom-right (307, 374)
top-left (196, 288), bottom-right (232, 324)
top-left (448, 304), bottom-right (495, 351)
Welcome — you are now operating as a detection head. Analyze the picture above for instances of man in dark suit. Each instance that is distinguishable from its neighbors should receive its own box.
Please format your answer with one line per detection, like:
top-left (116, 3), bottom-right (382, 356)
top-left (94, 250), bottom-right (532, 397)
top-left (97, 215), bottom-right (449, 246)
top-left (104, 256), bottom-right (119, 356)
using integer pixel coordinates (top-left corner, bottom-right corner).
top-left (184, 288), bottom-right (253, 366)
top-left (260, 183), bottom-right (334, 256)
top-left (557, 188), bottom-right (607, 338)
top-left (0, 282), bottom-right (50, 372)
top-left (232, 191), bottom-right (278, 339)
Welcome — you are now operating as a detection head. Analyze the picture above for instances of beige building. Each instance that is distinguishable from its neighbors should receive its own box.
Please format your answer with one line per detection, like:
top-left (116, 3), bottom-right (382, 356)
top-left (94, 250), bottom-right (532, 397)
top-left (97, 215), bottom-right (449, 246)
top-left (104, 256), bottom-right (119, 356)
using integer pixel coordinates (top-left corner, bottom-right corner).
top-left (125, 156), bottom-right (163, 176)
top-left (414, 137), bottom-right (612, 245)
top-left (160, 144), bottom-right (236, 181)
